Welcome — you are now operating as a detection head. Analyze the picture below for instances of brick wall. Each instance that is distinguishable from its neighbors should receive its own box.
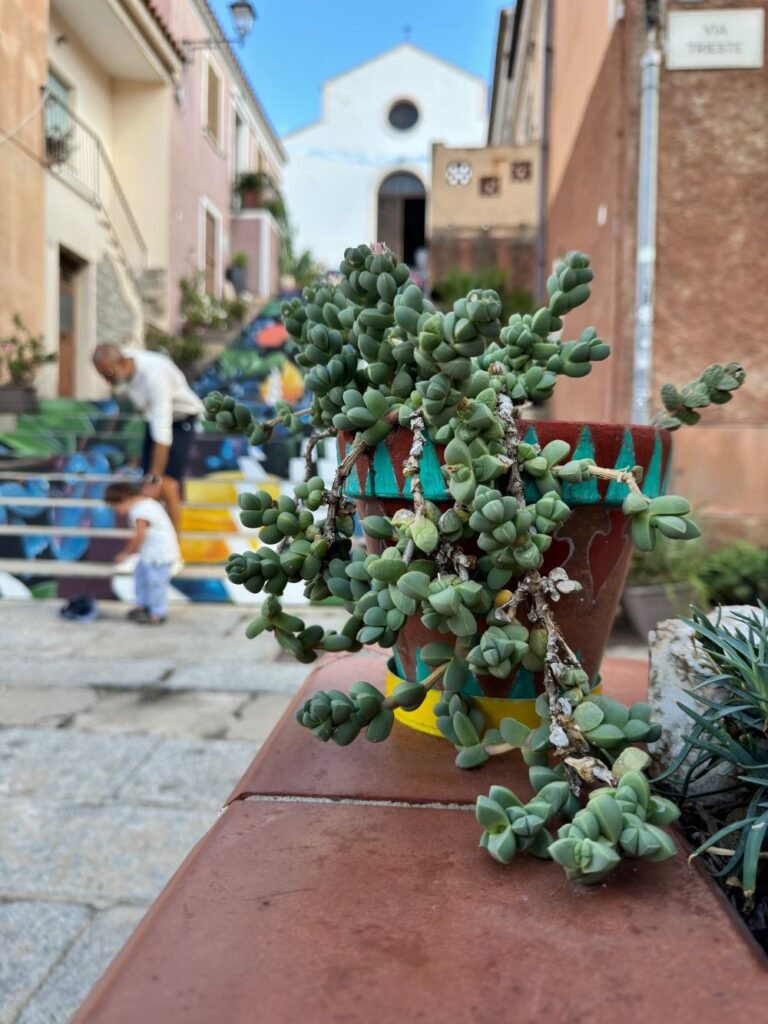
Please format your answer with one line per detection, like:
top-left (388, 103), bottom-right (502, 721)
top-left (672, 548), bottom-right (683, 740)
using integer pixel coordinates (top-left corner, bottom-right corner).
top-left (429, 231), bottom-right (536, 300)
top-left (546, 0), bottom-right (767, 541)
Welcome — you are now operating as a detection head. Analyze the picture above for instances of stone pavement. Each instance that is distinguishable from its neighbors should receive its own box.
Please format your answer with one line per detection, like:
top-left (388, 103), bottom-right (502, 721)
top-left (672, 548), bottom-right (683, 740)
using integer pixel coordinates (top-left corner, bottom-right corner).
top-left (0, 599), bottom-right (348, 1024)
top-left (0, 599), bottom-right (645, 1023)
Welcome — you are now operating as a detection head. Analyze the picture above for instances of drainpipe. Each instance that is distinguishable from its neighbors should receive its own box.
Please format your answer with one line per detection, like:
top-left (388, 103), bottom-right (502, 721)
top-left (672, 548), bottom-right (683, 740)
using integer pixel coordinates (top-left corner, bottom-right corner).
top-left (632, 12), bottom-right (661, 424)
top-left (535, 0), bottom-right (554, 302)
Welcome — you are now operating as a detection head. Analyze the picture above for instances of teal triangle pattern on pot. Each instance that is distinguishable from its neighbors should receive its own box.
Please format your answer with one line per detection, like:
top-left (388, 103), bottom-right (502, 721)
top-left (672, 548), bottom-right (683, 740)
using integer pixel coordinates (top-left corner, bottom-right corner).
top-left (643, 432), bottom-right (664, 498)
top-left (392, 648), bottom-right (406, 680)
top-left (562, 425), bottom-right (601, 505)
top-left (509, 667), bottom-right (536, 699)
top-left (370, 441), bottom-right (401, 497)
top-left (341, 439), bottom-right (364, 497)
top-left (606, 428), bottom-right (636, 504)
top-left (403, 437), bottom-right (447, 501)
top-left (522, 425), bottom-right (541, 504)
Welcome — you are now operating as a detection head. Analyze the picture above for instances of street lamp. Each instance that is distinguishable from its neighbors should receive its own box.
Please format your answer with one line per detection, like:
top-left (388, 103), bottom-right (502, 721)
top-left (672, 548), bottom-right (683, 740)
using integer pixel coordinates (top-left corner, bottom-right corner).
top-left (229, 1), bottom-right (256, 41)
top-left (182, 1), bottom-right (257, 51)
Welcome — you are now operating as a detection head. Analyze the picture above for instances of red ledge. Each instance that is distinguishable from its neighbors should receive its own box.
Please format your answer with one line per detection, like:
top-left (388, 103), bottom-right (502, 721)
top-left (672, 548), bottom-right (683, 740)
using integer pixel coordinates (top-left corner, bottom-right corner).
top-left (225, 654), bottom-right (650, 806)
top-left (74, 799), bottom-right (767, 1024)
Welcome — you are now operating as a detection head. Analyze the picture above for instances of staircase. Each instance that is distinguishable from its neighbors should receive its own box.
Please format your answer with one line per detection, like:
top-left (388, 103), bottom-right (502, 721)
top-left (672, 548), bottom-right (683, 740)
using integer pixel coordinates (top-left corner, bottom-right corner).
top-left (0, 399), bottom-right (274, 603)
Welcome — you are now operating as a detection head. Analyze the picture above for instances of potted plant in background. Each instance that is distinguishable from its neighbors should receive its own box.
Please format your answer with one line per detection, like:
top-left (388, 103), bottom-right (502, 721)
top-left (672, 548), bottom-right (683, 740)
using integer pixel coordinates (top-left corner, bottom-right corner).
top-left (204, 241), bottom-right (745, 888)
top-left (229, 251), bottom-right (249, 295)
top-left (235, 170), bottom-right (277, 210)
top-left (0, 314), bottom-right (57, 414)
top-left (695, 541), bottom-right (768, 608)
top-left (621, 534), bottom-right (707, 640)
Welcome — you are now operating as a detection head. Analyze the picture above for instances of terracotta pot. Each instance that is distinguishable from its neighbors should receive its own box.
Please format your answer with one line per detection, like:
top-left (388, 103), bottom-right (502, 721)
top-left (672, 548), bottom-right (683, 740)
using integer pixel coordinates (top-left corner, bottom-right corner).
top-left (240, 190), bottom-right (262, 210)
top-left (341, 421), bottom-right (672, 701)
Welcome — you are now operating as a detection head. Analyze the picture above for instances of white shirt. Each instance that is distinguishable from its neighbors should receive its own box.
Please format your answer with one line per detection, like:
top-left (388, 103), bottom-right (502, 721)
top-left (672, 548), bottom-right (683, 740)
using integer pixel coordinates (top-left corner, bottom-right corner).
top-left (129, 498), bottom-right (181, 566)
top-left (121, 348), bottom-right (205, 447)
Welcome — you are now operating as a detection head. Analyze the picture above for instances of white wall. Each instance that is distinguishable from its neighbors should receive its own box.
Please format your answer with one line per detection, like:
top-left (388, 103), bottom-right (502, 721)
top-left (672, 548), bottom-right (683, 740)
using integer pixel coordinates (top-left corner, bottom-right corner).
top-left (283, 44), bottom-right (487, 270)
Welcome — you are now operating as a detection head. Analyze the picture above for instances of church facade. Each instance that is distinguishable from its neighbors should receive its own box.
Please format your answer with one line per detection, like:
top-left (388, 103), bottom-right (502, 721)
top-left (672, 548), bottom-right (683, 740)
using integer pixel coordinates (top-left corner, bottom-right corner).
top-left (282, 44), bottom-right (487, 272)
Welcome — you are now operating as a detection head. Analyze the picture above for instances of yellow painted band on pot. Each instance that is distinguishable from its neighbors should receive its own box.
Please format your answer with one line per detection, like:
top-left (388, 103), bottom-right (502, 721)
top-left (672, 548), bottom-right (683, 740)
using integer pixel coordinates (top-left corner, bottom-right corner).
top-left (385, 665), bottom-right (602, 738)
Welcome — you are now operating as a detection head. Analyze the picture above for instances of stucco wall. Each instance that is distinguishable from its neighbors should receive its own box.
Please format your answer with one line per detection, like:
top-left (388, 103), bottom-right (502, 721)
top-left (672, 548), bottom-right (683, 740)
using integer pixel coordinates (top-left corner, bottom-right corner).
top-left (283, 44), bottom-right (487, 270)
top-left (547, 21), bottom-right (638, 426)
top-left (0, 0), bottom-right (48, 344)
top-left (548, 0), bottom-right (619, 203)
top-left (112, 80), bottom-right (172, 272)
top-left (431, 143), bottom-right (538, 232)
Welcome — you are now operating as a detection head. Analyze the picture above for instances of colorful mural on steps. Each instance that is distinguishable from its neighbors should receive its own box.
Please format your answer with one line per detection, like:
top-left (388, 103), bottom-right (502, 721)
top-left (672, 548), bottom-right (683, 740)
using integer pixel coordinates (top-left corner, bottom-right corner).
top-left (0, 302), bottom-right (310, 603)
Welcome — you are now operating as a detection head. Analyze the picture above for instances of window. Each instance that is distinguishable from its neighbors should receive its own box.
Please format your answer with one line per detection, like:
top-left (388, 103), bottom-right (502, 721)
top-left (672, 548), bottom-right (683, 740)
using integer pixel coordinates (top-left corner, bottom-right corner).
top-left (45, 68), bottom-right (72, 163)
top-left (205, 59), bottom-right (222, 145)
top-left (388, 100), bottom-right (419, 131)
top-left (200, 200), bottom-right (222, 296)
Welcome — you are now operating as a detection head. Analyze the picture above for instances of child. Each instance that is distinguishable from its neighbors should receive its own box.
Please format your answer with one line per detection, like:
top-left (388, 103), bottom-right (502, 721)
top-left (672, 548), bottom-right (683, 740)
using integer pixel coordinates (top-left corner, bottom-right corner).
top-left (104, 482), bottom-right (181, 624)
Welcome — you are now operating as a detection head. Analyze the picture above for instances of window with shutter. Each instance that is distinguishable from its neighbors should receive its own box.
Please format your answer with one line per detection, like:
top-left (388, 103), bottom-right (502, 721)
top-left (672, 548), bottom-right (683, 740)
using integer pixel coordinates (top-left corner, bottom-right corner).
top-left (206, 61), bottom-right (221, 145)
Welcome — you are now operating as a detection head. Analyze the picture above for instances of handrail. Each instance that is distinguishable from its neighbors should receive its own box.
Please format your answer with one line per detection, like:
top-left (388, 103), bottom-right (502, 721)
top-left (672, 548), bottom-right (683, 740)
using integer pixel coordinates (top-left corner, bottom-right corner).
top-left (43, 93), bottom-right (148, 281)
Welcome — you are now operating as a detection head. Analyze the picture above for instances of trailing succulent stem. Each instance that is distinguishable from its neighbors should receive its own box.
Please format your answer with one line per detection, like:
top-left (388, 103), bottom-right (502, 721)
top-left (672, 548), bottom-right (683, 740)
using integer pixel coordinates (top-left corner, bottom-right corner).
top-left (204, 241), bottom-right (745, 888)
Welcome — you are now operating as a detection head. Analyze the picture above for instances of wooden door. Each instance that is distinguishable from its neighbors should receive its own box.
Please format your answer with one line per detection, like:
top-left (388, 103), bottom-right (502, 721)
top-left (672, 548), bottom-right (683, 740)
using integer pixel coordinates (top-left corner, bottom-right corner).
top-left (58, 254), bottom-right (78, 397)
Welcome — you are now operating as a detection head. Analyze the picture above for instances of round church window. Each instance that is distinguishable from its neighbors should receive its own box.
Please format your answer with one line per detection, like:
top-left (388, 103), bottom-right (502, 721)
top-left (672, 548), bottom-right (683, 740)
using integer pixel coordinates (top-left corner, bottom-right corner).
top-left (388, 100), bottom-right (419, 131)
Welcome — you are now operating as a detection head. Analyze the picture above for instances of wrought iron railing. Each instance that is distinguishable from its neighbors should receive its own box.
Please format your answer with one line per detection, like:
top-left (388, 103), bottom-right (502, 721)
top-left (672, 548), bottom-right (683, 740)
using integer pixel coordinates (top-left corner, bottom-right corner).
top-left (44, 93), bottom-right (148, 281)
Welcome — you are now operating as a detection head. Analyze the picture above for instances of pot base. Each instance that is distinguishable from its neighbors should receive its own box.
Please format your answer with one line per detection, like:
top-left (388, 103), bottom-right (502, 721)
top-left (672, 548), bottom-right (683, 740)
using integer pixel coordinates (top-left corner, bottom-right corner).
top-left (385, 659), bottom-right (603, 737)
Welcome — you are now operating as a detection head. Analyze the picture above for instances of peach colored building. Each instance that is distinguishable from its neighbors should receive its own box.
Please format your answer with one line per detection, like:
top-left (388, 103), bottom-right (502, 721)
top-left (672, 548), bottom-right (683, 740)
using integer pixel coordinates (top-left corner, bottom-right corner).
top-left (490, 0), bottom-right (768, 543)
top-left (152, 0), bottom-right (285, 326)
top-left (0, 0), bottom-right (48, 346)
top-left (429, 141), bottom-right (538, 299)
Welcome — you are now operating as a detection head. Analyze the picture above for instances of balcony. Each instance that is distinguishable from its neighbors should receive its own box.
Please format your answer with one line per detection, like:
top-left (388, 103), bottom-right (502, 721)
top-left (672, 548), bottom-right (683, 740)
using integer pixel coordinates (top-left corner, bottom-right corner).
top-left (44, 92), bottom-right (148, 283)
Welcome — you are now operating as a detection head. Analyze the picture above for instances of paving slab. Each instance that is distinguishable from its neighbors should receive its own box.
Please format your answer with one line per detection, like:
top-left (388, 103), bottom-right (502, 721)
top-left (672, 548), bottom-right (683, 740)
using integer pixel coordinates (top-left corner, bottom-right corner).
top-left (72, 799), bottom-right (768, 1024)
top-left (72, 691), bottom-right (247, 739)
top-left (114, 737), bottom-right (257, 808)
top-left (1, 657), bottom-right (175, 689)
top-left (226, 693), bottom-right (293, 743)
top-left (0, 900), bottom-right (91, 1024)
top-left (0, 687), bottom-right (97, 727)
top-left (0, 800), bottom-right (214, 905)
top-left (17, 906), bottom-right (146, 1024)
top-left (0, 729), bottom-right (158, 802)
top-left (164, 658), bottom-right (309, 693)
top-left (226, 654), bottom-right (649, 806)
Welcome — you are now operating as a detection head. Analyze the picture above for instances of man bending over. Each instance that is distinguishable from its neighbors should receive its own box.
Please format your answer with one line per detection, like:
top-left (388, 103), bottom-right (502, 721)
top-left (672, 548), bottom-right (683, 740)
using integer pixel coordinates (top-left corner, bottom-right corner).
top-left (93, 342), bottom-right (204, 534)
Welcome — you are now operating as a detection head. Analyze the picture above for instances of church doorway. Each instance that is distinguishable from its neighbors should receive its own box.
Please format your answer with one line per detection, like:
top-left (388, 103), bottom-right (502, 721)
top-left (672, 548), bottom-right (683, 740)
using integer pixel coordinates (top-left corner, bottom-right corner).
top-left (377, 172), bottom-right (426, 267)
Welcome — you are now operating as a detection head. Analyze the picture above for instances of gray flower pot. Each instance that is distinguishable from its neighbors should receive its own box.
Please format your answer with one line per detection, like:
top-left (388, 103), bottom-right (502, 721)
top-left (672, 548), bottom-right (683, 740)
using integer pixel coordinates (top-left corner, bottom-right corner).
top-left (621, 582), bottom-right (697, 641)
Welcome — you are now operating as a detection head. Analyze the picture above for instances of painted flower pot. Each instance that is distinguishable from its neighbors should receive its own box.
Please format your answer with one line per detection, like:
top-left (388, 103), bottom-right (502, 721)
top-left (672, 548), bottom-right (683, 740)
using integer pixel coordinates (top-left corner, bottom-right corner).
top-left (341, 421), bottom-right (671, 731)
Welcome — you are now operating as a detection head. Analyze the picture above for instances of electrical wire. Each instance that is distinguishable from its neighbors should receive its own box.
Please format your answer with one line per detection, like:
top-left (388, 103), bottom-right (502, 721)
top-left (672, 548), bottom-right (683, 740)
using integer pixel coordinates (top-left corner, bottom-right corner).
top-left (0, 87), bottom-right (50, 147)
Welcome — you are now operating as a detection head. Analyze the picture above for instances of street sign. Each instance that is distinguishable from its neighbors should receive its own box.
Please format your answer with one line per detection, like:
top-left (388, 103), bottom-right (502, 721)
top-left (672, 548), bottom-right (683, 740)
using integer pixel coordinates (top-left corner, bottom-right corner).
top-left (666, 8), bottom-right (765, 70)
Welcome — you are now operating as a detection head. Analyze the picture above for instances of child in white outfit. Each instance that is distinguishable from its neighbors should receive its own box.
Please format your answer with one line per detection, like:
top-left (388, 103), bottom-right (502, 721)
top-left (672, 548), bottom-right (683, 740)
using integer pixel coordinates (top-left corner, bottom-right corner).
top-left (105, 482), bottom-right (181, 624)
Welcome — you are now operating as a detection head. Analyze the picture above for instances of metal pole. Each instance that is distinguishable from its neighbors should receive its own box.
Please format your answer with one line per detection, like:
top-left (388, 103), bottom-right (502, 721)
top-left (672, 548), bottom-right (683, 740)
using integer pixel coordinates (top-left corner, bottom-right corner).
top-left (632, 39), bottom-right (661, 424)
top-left (535, 0), bottom-right (554, 303)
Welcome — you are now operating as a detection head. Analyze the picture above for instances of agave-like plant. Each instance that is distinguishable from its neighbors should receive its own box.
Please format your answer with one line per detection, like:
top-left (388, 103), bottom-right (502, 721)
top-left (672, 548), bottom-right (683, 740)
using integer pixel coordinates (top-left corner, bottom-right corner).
top-left (656, 604), bottom-right (768, 907)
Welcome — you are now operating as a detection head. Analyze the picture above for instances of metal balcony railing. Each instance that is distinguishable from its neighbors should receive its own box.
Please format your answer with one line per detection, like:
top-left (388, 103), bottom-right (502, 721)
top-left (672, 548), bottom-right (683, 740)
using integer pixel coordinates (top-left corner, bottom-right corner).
top-left (44, 93), bottom-right (148, 282)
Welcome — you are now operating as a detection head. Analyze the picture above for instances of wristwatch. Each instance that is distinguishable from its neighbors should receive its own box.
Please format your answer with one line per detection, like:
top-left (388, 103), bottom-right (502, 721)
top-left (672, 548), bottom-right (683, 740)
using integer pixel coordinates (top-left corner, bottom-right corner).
top-left (143, 474), bottom-right (163, 485)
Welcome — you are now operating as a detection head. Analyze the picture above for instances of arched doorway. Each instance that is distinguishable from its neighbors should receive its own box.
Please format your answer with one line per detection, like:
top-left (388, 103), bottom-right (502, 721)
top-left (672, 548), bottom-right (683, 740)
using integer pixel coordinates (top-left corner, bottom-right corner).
top-left (377, 172), bottom-right (426, 267)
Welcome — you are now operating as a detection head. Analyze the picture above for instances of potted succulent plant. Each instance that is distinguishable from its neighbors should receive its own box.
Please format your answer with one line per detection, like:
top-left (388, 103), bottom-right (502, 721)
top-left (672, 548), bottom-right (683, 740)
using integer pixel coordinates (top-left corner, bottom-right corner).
top-left (0, 314), bottom-right (57, 414)
top-left (203, 242), bottom-right (745, 887)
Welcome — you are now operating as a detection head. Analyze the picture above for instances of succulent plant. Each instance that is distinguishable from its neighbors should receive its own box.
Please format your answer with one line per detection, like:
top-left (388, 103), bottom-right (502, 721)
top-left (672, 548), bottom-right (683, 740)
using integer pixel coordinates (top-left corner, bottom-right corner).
top-left (204, 241), bottom-right (745, 888)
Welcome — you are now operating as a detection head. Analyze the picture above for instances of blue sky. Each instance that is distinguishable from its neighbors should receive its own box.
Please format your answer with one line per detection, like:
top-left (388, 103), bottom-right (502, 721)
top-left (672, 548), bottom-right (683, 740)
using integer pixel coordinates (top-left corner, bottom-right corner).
top-left (208, 0), bottom-right (508, 138)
